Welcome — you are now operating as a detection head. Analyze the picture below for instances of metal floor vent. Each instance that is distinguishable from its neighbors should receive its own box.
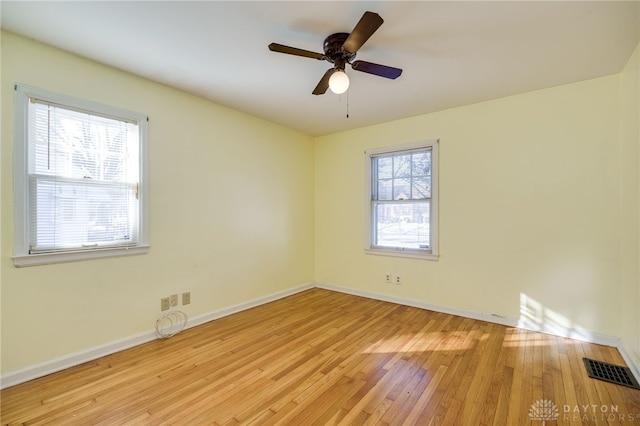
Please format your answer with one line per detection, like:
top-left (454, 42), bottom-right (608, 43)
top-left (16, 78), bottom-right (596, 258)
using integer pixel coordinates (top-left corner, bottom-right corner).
top-left (583, 358), bottom-right (640, 389)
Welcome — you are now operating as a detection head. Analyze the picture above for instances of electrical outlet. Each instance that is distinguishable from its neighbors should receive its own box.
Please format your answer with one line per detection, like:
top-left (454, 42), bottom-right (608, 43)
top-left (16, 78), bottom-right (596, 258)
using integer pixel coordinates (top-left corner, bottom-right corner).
top-left (395, 275), bottom-right (402, 285)
top-left (182, 292), bottom-right (191, 305)
top-left (170, 294), bottom-right (178, 308)
top-left (385, 273), bottom-right (392, 284)
top-left (161, 297), bottom-right (170, 311)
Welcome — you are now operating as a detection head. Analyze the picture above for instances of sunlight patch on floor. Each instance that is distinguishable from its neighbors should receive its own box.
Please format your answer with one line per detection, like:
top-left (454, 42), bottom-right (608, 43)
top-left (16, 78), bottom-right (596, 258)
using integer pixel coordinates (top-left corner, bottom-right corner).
top-left (362, 330), bottom-right (476, 354)
top-left (501, 329), bottom-right (554, 347)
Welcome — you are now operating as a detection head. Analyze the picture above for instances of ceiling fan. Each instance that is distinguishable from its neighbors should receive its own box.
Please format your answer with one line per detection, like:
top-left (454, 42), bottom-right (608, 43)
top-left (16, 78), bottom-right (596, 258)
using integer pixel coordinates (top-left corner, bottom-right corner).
top-left (268, 11), bottom-right (402, 95)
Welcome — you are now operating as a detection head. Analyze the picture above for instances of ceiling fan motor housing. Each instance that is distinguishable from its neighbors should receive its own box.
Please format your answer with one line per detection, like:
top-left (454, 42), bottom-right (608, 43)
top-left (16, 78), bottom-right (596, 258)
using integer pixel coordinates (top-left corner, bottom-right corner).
top-left (323, 33), bottom-right (356, 69)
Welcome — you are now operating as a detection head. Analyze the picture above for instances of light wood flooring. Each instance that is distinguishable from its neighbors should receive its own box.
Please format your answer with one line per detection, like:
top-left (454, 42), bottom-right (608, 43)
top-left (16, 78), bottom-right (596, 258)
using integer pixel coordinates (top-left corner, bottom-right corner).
top-left (2, 288), bottom-right (640, 425)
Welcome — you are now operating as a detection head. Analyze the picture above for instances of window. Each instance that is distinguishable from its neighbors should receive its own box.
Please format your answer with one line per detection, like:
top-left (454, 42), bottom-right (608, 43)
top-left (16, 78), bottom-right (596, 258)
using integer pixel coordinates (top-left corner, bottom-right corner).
top-left (13, 84), bottom-right (148, 267)
top-left (366, 140), bottom-right (438, 259)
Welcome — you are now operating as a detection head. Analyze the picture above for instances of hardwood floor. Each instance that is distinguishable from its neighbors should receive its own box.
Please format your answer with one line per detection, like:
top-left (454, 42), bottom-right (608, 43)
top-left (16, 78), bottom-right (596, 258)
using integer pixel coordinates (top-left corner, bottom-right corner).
top-left (2, 288), bottom-right (640, 425)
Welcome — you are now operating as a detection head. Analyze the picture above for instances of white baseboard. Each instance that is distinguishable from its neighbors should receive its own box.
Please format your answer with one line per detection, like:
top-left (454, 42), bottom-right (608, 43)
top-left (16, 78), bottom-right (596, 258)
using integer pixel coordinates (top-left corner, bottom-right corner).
top-left (0, 329), bottom-right (159, 390)
top-left (185, 282), bottom-right (314, 330)
top-left (515, 318), bottom-right (621, 348)
top-left (0, 282), bottom-right (314, 389)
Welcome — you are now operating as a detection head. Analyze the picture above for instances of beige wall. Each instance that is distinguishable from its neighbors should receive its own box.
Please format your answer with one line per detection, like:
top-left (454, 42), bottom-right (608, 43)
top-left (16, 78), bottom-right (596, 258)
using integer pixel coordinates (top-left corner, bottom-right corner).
top-left (0, 32), bottom-right (315, 373)
top-left (315, 74), bottom-right (624, 338)
top-left (620, 42), bottom-right (640, 363)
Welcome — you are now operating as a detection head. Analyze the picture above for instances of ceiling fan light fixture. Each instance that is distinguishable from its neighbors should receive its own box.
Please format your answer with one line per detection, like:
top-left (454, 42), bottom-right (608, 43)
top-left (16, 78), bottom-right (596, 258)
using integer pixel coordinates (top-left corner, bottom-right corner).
top-left (269, 11), bottom-right (401, 96)
top-left (329, 69), bottom-right (349, 94)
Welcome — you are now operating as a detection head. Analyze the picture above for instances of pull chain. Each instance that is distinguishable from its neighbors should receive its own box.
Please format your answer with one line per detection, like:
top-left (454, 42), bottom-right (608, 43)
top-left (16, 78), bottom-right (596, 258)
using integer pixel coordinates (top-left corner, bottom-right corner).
top-left (338, 91), bottom-right (350, 118)
top-left (346, 89), bottom-right (349, 118)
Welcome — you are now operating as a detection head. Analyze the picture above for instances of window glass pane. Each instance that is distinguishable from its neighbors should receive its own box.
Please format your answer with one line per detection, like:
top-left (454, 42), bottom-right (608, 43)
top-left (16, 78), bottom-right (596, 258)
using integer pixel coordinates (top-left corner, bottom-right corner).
top-left (30, 103), bottom-right (135, 182)
top-left (377, 179), bottom-right (393, 200)
top-left (374, 149), bottom-right (432, 201)
top-left (412, 177), bottom-right (430, 199)
top-left (377, 156), bottom-right (393, 179)
top-left (412, 152), bottom-right (429, 176)
top-left (393, 154), bottom-right (412, 178)
top-left (393, 178), bottom-right (411, 200)
top-left (374, 201), bottom-right (430, 249)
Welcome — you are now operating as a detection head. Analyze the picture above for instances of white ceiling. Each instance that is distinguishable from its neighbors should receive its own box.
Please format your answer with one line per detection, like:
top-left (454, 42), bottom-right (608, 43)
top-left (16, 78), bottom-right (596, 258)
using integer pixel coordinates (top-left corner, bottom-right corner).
top-left (2, 1), bottom-right (639, 136)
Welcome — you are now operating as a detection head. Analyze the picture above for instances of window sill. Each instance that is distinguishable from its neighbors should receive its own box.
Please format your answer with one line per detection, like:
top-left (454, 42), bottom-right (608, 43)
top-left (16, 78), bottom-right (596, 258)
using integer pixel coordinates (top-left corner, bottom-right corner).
top-left (12, 245), bottom-right (150, 267)
top-left (365, 248), bottom-right (439, 261)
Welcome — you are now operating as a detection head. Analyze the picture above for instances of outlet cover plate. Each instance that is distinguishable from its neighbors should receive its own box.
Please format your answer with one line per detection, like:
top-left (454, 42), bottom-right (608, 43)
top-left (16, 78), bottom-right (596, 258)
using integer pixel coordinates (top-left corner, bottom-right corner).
top-left (161, 297), bottom-right (170, 311)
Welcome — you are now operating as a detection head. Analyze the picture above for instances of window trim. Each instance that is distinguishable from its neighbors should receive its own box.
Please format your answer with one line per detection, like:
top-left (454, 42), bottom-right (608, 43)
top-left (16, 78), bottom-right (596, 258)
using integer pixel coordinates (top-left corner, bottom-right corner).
top-left (12, 84), bottom-right (149, 267)
top-left (364, 139), bottom-right (439, 260)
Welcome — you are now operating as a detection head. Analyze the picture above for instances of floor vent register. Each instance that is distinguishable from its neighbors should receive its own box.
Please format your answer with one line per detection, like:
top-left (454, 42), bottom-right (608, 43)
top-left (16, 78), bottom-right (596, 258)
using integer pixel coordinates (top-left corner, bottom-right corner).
top-left (583, 357), bottom-right (640, 389)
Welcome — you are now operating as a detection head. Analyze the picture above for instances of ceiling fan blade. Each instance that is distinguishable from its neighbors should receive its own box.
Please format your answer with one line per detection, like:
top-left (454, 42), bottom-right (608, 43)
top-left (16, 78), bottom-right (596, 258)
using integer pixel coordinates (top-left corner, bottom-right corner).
top-left (351, 60), bottom-right (402, 79)
top-left (312, 68), bottom-right (335, 95)
top-left (268, 43), bottom-right (325, 60)
top-left (342, 11), bottom-right (384, 54)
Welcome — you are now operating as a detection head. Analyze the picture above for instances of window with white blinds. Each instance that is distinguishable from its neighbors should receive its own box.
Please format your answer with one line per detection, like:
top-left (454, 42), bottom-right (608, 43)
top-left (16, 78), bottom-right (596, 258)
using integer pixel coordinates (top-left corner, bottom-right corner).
top-left (365, 140), bottom-right (439, 260)
top-left (13, 84), bottom-right (149, 266)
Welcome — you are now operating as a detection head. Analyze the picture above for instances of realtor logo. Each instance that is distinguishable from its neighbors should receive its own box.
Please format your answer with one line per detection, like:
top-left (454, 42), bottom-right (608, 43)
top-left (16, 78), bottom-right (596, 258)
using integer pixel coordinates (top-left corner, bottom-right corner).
top-left (529, 399), bottom-right (560, 425)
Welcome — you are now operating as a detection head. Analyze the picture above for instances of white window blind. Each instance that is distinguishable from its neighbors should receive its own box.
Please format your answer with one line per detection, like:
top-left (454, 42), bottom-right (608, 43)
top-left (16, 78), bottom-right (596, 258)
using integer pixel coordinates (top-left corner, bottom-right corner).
top-left (13, 84), bottom-right (149, 266)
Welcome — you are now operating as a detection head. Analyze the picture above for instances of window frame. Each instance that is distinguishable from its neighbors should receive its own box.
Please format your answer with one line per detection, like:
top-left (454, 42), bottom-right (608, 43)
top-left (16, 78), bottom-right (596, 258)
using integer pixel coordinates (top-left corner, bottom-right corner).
top-left (364, 140), bottom-right (439, 260)
top-left (12, 84), bottom-right (149, 267)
